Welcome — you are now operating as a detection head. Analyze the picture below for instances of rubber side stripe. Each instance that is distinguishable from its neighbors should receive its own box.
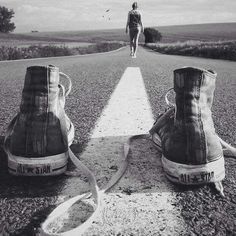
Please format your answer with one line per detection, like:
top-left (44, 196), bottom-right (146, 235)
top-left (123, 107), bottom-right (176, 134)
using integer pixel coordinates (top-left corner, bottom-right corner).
top-left (165, 172), bottom-right (179, 180)
top-left (52, 164), bottom-right (67, 172)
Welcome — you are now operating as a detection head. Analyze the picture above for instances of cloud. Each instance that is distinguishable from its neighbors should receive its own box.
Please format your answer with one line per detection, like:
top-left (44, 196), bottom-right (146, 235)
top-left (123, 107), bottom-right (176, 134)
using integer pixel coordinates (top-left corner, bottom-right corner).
top-left (18, 4), bottom-right (39, 13)
top-left (139, 0), bottom-right (236, 26)
top-left (15, 4), bottom-right (76, 31)
top-left (2, 0), bottom-right (236, 32)
top-left (18, 4), bottom-right (75, 17)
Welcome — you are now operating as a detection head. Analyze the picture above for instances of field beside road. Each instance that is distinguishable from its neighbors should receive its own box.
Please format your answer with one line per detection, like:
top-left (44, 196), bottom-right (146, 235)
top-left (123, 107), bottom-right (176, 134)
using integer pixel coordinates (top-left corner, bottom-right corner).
top-left (0, 29), bottom-right (128, 61)
top-left (1, 22), bottom-right (236, 61)
top-left (145, 40), bottom-right (236, 61)
top-left (1, 22), bottom-right (236, 47)
top-left (157, 22), bottom-right (236, 43)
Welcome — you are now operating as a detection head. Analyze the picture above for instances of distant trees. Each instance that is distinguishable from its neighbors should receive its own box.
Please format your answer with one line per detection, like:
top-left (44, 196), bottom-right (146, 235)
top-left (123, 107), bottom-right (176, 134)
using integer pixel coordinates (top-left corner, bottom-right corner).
top-left (143, 27), bottom-right (162, 44)
top-left (0, 6), bottom-right (16, 33)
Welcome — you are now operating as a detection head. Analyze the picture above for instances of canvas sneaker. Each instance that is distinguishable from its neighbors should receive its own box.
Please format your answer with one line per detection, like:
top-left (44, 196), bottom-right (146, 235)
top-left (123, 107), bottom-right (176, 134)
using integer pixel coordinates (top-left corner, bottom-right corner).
top-left (4, 65), bottom-right (74, 176)
top-left (150, 67), bottom-right (226, 194)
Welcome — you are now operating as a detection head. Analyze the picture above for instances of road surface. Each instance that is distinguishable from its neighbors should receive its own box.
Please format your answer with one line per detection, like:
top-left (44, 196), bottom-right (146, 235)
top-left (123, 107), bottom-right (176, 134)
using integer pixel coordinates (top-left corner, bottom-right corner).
top-left (0, 47), bottom-right (235, 235)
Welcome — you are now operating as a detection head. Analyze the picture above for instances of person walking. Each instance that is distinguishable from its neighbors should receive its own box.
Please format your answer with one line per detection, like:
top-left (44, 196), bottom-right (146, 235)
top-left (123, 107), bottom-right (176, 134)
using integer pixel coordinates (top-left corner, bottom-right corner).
top-left (126, 2), bottom-right (144, 58)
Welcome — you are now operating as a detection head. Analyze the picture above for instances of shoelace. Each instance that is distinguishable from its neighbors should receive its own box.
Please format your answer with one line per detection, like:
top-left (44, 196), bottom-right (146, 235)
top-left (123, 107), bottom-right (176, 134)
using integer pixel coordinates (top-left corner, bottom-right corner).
top-left (3, 72), bottom-right (129, 236)
top-left (4, 74), bottom-right (235, 235)
top-left (164, 88), bottom-right (236, 196)
top-left (41, 86), bottom-right (236, 235)
top-left (40, 134), bottom-right (148, 236)
top-left (39, 73), bottom-right (150, 235)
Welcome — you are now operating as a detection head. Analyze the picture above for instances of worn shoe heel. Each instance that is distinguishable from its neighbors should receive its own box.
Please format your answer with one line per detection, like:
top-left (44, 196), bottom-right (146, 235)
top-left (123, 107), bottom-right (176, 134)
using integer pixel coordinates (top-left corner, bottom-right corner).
top-left (4, 65), bottom-right (74, 176)
top-left (150, 67), bottom-right (225, 192)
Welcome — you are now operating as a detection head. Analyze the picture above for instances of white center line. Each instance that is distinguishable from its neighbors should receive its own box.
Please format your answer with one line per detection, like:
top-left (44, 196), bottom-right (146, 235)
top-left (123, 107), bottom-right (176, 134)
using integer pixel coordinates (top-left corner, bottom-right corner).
top-left (92, 67), bottom-right (154, 137)
top-left (58, 67), bottom-right (185, 235)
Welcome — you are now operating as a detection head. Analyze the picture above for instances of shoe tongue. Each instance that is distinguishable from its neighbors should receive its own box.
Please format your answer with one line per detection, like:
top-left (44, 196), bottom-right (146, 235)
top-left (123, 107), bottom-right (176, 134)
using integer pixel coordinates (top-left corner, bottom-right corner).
top-left (24, 65), bottom-right (59, 93)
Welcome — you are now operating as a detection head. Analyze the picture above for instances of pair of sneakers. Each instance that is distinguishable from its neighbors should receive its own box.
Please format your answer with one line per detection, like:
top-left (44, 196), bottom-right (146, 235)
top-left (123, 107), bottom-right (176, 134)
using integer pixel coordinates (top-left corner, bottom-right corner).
top-left (4, 66), bottom-right (235, 196)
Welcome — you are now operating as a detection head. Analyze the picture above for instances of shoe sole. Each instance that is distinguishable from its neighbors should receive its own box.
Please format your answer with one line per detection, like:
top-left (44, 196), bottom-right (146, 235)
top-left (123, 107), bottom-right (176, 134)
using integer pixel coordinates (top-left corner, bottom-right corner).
top-left (8, 152), bottom-right (68, 176)
top-left (7, 121), bottom-right (75, 176)
top-left (151, 133), bottom-right (225, 184)
top-left (162, 155), bottom-right (225, 185)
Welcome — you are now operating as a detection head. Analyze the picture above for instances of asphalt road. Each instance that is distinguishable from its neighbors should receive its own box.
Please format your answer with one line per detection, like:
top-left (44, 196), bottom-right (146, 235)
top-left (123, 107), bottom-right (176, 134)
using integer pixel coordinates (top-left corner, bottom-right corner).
top-left (0, 47), bottom-right (235, 235)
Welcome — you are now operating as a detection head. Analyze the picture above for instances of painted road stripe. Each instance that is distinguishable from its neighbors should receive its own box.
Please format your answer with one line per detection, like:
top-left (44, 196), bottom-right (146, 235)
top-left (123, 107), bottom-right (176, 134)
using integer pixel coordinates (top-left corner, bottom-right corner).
top-left (57, 67), bottom-right (185, 235)
top-left (92, 67), bottom-right (154, 137)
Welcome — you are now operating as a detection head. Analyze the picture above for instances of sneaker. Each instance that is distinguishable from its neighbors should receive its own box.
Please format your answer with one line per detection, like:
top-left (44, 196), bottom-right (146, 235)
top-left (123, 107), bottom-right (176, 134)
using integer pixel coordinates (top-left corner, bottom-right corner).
top-left (150, 67), bottom-right (225, 194)
top-left (4, 65), bottom-right (74, 176)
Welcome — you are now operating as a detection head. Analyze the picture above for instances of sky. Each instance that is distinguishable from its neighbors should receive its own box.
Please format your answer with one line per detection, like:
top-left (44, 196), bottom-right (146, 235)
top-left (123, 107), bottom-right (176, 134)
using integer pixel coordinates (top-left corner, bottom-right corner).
top-left (1, 0), bottom-right (236, 33)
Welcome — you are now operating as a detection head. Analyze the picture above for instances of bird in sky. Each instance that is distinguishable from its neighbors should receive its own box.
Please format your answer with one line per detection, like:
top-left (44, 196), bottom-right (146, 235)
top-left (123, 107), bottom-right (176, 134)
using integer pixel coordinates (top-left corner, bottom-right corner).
top-left (102, 9), bottom-right (111, 20)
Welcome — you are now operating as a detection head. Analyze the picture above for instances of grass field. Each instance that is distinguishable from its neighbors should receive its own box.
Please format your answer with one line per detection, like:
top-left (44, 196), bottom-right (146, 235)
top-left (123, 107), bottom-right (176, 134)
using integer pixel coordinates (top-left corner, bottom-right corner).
top-left (1, 22), bottom-right (236, 47)
top-left (156, 22), bottom-right (236, 43)
top-left (145, 40), bottom-right (236, 61)
top-left (0, 32), bottom-right (96, 47)
top-left (0, 29), bottom-right (128, 47)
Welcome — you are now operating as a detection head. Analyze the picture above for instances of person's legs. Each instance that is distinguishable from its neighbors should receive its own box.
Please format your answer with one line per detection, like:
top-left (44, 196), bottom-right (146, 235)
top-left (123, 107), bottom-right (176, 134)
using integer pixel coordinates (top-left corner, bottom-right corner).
top-left (129, 29), bottom-right (135, 56)
top-left (133, 28), bottom-right (141, 57)
top-left (129, 40), bottom-right (134, 56)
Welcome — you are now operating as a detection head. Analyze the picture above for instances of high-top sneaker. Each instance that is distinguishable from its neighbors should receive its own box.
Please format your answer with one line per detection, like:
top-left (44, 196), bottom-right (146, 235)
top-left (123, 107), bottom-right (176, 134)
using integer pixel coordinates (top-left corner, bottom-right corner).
top-left (150, 67), bottom-right (225, 192)
top-left (4, 65), bottom-right (74, 176)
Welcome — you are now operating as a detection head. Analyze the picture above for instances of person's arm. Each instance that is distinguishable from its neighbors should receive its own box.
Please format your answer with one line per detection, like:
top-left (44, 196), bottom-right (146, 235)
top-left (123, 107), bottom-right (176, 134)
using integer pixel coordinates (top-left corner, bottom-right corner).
top-left (126, 12), bottom-right (130, 33)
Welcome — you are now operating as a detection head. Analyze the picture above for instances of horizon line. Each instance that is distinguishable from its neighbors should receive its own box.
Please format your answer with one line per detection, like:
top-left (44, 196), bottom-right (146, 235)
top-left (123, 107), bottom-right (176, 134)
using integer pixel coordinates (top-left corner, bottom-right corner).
top-left (12, 21), bottom-right (236, 34)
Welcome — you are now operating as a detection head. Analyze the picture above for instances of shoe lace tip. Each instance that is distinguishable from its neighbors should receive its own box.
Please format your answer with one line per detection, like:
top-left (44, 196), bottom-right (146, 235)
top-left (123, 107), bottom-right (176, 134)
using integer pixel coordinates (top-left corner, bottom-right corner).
top-left (214, 181), bottom-right (225, 197)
